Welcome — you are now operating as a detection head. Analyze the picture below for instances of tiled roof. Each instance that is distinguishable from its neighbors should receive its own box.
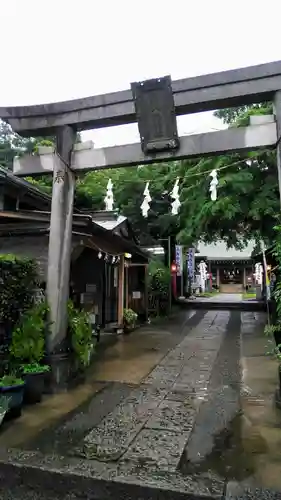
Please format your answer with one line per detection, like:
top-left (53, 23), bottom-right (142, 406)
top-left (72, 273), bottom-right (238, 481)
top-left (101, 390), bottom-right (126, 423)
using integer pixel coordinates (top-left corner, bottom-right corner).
top-left (94, 214), bottom-right (127, 231)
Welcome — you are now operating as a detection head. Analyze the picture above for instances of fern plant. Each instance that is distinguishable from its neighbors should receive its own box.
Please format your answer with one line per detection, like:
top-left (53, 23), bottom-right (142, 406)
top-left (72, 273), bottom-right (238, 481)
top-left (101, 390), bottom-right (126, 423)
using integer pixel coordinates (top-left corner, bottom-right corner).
top-left (68, 300), bottom-right (94, 368)
top-left (10, 302), bottom-right (49, 364)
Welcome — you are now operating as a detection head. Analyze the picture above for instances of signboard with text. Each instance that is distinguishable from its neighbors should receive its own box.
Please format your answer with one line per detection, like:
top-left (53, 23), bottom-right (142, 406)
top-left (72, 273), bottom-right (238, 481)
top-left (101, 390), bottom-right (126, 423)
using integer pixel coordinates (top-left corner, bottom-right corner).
top-left (175, 245), bottom-right (183, 276)
top-left (187, 247), bottom-right (195, 278)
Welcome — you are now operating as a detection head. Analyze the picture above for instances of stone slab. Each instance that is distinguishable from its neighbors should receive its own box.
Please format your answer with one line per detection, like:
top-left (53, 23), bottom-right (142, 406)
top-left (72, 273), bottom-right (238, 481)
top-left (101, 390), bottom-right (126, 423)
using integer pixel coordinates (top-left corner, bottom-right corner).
top-left (181, 340), bottom-right (222, 351)
top-left (83, 386), bottom-right (167, 461)
top-left (172, 380), bottom-right (209, 394)
top-left (159, 353), bottom-right (186, 367)
top-left (121, 428), bottom-right (190, 472)
top-left (185, 383), bottom-right (240, 465)
top-left (145, 400), bottom-right (196, 433)
top-left (143, 366), bottom-right (181, 387)
top-left (166, 389), bottom-right (208, 407)
top-left (180, 367), bottom-right (211, 380)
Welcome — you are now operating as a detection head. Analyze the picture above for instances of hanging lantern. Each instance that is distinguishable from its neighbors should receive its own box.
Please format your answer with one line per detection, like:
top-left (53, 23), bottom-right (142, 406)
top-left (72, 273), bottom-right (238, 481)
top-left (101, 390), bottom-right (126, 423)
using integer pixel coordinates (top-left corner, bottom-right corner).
top-left (141, 182), bottom-right (152, 218)
top-left (209, 170), bottom-right (218, 201)
top-left (104, 179), bottom-right (114, 211)
top-left (171, 262), bottom-right (177, 273)
top-left (170, 177), bottom-right (181, 215)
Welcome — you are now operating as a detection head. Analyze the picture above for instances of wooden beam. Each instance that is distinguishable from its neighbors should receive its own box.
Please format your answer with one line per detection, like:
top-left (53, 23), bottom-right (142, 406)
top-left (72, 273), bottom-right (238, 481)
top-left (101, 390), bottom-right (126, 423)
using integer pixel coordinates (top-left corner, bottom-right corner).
top-left (2, 60), bottom-right (281, 135)
top-left (144, 263), bottom-right (149, 322)
top-left (117, 256), bottom-right (125, 325)
top-left (127, 263), bottom-right (147, 267)
top-left (13, 122), bottom-right (277, 177)
top-left (125, 265), bottom-right (129, 310)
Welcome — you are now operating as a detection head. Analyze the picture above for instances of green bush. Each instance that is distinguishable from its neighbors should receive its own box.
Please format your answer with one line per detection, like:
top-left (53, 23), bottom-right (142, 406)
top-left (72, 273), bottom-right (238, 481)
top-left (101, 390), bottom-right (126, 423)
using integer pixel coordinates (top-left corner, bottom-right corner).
top-left (10, 302), bottom-right (49, 364)
top-left (68, 300), bottom-right (95, 368)
top-left (123, 308), bottom-right (138, 326)
top-left (0, 254), bottom-right (39, 327)
top-left (148, 258), bottom-right (170, 294)
top-left (0, 374), bottom-right (24, 387)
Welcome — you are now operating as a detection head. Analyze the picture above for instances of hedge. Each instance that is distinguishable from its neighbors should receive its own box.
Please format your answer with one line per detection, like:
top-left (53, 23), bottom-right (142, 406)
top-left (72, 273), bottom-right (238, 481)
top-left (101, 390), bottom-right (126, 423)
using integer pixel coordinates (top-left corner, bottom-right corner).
top-left (0, 254), bottom-right (39, 328)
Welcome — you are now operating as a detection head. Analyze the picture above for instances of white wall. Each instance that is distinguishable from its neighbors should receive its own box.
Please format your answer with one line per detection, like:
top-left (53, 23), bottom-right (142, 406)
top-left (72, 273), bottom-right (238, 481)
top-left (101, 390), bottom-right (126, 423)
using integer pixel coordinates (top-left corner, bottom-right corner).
top-left (196, 240), bottom-right (255, 260)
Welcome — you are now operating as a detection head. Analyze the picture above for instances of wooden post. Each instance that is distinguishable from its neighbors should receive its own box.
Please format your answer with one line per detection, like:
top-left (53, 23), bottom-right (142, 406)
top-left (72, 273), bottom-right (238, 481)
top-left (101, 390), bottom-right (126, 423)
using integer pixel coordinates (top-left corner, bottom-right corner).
top-left (274, 91), bottom-right (281, 207)
top-left (125, 264), bottom-right (129, 309)
top-left (47, 125), bottom-right (76, 352)
top-left (144, 264), bottom-right (149, 322)
top-left (243, 267), bottom-right (247, 288)
top-left (0, 186), bottom-right (4, 210)
top-left (117, 255), bottom-right (125, 325)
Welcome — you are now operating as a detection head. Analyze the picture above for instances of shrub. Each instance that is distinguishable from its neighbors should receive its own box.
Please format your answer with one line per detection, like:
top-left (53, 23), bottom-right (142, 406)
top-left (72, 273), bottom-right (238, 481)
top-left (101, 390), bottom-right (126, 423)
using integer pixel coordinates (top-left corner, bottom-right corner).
top-left (10, 302), bottom-right (49, 364)
top-left (68, 300), bottom-right (95, 368)
top-left (148, 258), bottom-right (170, 295)
top-left (0, 254), bottom-right (39, 327)
top-left (123, 308), bottom-right (138, 325)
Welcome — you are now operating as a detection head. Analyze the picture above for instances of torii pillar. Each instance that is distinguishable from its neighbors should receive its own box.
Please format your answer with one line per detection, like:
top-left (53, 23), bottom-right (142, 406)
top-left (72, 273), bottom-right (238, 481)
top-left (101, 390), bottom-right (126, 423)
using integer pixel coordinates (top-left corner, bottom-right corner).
top-left (47, 126), bottom-right (76, 352)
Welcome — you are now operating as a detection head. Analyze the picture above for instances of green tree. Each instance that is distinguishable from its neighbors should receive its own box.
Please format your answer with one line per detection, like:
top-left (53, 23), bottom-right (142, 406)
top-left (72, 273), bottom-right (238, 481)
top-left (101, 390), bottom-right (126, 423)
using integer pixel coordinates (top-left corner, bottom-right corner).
top-left (76, 163), bottom-right (181, 247)
top-left (214, 103), bottom-right (272, 125)
top-left (0, 120), bottom-right (30, 170)
top-left (178, 104), bottom-right (278, 248)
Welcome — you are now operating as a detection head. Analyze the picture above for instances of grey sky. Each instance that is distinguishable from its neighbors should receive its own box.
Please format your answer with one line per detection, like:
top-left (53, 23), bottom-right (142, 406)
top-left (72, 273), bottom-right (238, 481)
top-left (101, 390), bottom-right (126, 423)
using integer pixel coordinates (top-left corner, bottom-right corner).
top-left (2, 0), bottom-right (281, 146)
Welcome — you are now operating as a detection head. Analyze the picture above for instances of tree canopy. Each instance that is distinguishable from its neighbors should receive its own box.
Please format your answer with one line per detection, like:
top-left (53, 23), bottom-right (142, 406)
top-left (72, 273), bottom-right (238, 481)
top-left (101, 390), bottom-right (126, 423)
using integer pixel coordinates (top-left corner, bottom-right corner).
top-left (73, 103), bottom-right (279, 249)
top-left (0, 103), bottom-right (279, 250)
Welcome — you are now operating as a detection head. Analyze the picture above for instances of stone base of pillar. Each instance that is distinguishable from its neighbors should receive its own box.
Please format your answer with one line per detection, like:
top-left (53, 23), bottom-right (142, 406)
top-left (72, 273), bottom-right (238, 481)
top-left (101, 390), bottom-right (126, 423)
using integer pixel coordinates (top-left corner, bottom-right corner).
top-left (44, 352), bottom-right (82, 393)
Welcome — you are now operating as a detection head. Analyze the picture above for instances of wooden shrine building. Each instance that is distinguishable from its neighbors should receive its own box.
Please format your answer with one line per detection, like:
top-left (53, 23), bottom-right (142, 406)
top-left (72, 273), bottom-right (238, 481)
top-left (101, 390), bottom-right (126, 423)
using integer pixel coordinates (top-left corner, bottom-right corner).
top-left (195, 240), bottom-right (255, 293)
top-left (0, 168), bottom-right (149, 331)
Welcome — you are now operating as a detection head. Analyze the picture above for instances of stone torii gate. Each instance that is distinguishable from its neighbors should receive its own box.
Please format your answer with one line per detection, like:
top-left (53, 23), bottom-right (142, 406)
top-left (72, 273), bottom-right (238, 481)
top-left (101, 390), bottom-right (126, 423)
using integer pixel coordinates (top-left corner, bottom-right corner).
top-left (1, 60), bottom-right (281, 351)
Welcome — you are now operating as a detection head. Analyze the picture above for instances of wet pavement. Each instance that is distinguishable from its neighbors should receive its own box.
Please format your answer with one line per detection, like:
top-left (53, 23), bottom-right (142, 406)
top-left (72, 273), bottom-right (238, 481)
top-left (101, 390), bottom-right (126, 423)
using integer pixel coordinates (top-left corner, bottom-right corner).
top-left (0, 309), bottom-right (281, 499)
top-left (195, 293), bottom-right (243, 302)
top-left (183, 293), bottom-right (264, 312)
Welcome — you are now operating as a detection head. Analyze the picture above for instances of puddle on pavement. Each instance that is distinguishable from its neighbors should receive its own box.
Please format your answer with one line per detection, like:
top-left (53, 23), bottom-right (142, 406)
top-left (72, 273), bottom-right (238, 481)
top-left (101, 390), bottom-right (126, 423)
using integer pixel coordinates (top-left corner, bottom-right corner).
top-left (180, 410), bottom-right (268, 481)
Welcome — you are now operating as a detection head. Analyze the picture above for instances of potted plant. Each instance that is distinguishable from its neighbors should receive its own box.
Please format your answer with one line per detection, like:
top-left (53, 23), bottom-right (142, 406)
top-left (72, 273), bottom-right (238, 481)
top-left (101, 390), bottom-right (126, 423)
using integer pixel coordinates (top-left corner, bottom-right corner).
top-left (123, 308), bottom-right (138, 334)
top-left (0, 375), bottom-right (25, 419)
top-left (0, 395), bottom-right (10, 426)
top-left (10, 302), bottom-right (50, 404)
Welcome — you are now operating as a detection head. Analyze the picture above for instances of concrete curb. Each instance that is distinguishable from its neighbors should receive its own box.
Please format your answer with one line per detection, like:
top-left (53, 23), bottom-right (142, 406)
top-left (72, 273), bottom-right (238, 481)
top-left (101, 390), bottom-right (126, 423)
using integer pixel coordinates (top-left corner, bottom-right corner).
top-left (178, 301), bottom-right (266, 311)
top-left (0, 458), bottom-right (222, 500)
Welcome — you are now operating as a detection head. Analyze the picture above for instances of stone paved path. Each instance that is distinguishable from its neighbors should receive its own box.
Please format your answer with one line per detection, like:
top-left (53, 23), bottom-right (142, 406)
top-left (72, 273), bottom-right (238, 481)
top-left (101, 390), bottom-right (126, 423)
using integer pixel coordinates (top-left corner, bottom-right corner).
top-left (0, 309), bottom-right (280, 499)
top-left (82, 310), bottom-right (226, 469)
top-left (204, 293), bottom-right (243, 302)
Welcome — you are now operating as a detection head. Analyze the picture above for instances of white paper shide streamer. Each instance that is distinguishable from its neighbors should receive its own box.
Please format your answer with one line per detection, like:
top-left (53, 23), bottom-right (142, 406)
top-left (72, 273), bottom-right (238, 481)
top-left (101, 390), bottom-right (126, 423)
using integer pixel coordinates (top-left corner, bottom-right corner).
top-left (209, 169), bottom-right (218, 201)
top-left (141, 182), bottom-right (152, 218)
top-left (170, 177), bottom-right (181, 215)
top-left (104, 179), bottom-right (114, 211)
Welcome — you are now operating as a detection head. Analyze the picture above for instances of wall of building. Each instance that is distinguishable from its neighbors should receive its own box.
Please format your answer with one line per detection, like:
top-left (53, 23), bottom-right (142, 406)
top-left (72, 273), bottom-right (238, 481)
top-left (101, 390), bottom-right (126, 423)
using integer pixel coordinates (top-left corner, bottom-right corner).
top-left (196, 240), bottom-right (255, 260)
top-left (0, 234), bottom-right (49, 279)
top-left (70, 247), bottom-right (119, 326)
